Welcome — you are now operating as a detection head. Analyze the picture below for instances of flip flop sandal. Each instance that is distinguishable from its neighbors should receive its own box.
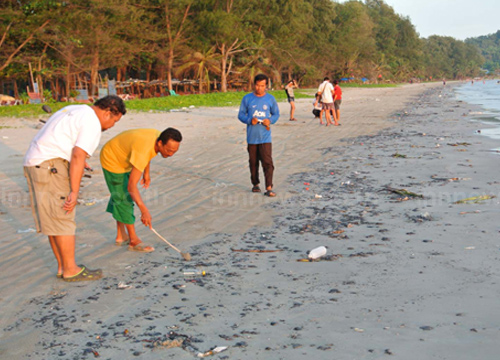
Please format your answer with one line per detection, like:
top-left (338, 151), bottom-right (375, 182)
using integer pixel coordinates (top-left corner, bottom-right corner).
top-left (57, 264), bottom-right (87, 278)
top-left (63, 265), bottom-right (103, 282)
top-left (252, 185), bottom-right (261, 193)
top-left (264, 190), bottom-right (277, 197)
top-left (115, 240), bottom-right (130, 246)
top-left (128, 243), bottom-right (155, 253)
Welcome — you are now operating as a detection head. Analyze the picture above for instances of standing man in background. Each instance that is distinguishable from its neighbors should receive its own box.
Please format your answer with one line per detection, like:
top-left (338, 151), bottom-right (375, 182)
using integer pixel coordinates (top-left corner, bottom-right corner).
top-left (332, 79), bottom-right (342, 125)
top-left (285, 79), bottom-right (298, 121)
top-left (317, 77), bottom-right (336, 126)
top-left (23, 95), bottom-right (126, 282)
top-left (238, 74), bottom-right (280, 197)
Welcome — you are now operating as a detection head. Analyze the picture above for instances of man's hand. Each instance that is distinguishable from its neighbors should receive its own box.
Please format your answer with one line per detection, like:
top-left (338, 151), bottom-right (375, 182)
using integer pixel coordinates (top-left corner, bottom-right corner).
top-left (262, 119), bottom-right (271, 130)
top-left (141, 208), bottom-right (152, 229)
top-left (141, 174), bottom-right (151, 189)
top-left (84, 161), bottom-right (93, 171)
top-left (251, 117), bottom-right (259, 125)
top-left (63, 191), bottom-right (79, 213)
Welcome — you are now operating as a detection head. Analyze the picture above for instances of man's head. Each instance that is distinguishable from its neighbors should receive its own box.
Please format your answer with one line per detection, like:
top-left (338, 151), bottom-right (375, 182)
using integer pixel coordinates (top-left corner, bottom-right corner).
top-left (156, 127), bottom-right (182, 158)
top-left (323, 77), bottom-right (329, 81)
top-left (253, 74), bottom-right (269, 96)
top-left (93, 95), bottom-right (126, 131)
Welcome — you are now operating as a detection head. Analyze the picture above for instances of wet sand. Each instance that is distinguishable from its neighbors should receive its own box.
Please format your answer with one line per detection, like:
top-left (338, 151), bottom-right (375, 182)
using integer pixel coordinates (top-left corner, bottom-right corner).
top-left (1, 82), bottom-right (498, 359)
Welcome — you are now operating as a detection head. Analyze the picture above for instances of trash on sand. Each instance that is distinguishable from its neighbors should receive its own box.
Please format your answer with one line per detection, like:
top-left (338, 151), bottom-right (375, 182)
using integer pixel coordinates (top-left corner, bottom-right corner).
top-left (117, 282), bottom-right (133, 289)
top-left (315, 194), bottom-right (323, 199)
top-left (392, 153), bottom-right (407, 158)
top-left (17, 228), bottom-right (36, 233)
top-left (297, 254), bottom-right (342, 262)
top-left (353, 328), bottom-right (364, 333)
top-left (459, 210), bottom-right (481, 215)
top-left (183, 268), bottom-right (206, 276)
top-left (197, 346), bottom-right (228, 358)
top-left (464, 246), bottom-right (475, 250)
top-left (231, 248), bottom-right (283, 253)
top-left (454, 195), bottom-right (496, 204)
top-left (447, 142), bottom-right (471, 147)
top-left (308, 246), bottom-right (327, 260)
top-left (383, 187), bottom-right (424, 198)
top-left (304, 182), bottom-right (310, 185)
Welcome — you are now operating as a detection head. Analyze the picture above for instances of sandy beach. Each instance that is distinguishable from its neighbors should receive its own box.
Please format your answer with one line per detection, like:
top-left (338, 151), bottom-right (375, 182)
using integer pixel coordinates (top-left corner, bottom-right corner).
top-left (1, 82), bottom-right (499, 359)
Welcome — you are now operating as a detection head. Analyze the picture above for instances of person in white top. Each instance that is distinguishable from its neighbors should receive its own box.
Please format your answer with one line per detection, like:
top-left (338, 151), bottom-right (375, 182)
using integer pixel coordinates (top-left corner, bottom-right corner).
top-left (317, 77), bottom-right (336, 126)
top-left (23, 95), bottom-right (126, 282)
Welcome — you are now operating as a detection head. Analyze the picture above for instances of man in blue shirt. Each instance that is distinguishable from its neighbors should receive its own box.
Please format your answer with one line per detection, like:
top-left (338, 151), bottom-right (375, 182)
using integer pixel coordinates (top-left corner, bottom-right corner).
top-left (238, 74), bottom-right (280, 197)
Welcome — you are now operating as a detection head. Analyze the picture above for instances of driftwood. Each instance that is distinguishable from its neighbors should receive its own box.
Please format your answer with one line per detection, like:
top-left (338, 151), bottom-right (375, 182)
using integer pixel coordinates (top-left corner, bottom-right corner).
top-left (383, 187), bottom-right (424, 198)
top-left (454, 195), bottom-right (496, 204)
top-left (231, 248), bottom-right (283, 253)
top-left (447, 142), bottom-right (471, 147)
top-left (391, 153), bottom-right (407, 158)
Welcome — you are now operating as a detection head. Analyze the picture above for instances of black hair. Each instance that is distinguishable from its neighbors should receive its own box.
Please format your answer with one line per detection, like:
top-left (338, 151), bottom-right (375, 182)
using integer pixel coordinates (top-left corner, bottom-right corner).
top-left (254, 73), bottom-right (269, 85)
top-left (94, 95), bottom-right (126, 116)
top-left (333, 80), bottom-right (339, 85)
top-left (158, 127), bottom-right (182, 144)
top-left (288, 79), bottom-right (294, 84)
top-left (323, 77), bottom-right (330, 81)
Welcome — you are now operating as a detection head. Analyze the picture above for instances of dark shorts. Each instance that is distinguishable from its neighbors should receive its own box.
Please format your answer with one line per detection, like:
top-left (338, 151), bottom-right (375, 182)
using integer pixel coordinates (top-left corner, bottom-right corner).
top-left (334, 100), bottom-right (342, 110)
top-left (322, 102), bottom-right (334, 110)
top-left (287, 97), bottom-right (295, 103)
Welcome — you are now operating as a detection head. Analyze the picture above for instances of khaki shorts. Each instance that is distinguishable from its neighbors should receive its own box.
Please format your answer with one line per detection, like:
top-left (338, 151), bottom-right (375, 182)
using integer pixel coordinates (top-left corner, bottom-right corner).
top-left (24, 158), bottom-right (76, 236)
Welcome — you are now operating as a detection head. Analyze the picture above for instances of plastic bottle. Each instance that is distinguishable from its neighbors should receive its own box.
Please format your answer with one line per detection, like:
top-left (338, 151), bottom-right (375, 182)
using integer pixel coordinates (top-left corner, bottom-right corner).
top-left (183, 268), bottom-right (206, 276)
top-left (308, 246), bottom-right (327, 260)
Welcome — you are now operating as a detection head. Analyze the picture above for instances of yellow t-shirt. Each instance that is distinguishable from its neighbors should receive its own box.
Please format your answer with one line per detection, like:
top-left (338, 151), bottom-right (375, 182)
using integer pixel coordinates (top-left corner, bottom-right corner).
top-left (100, 129), bottom-right (161, 173)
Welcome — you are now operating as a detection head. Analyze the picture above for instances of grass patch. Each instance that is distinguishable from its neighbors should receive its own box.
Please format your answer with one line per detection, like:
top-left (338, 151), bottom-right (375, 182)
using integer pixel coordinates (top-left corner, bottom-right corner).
top-left (339, 83), bottom-right (399, 88)
top-left (0, 84), bottom-right (396, 118)
top-left (0, 103), bottom-right (70, 118)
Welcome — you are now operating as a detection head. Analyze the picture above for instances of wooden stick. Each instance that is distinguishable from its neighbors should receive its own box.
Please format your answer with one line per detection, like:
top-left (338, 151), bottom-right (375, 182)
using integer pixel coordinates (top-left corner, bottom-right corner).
top-left (231, 248), bottom-right (283, 253)
top-left (151, 227), bottom-right (191, 261)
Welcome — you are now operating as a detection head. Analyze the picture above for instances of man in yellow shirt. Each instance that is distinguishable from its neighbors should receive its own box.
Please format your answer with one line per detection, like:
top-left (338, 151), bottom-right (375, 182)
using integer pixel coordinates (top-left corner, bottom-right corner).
top-left (100, 128), bottom-right (182, 252)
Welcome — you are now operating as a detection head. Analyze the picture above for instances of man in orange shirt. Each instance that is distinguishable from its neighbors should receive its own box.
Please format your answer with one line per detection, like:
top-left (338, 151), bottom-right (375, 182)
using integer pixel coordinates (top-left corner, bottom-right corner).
top-left (100, 127), bottom-right (182, 252)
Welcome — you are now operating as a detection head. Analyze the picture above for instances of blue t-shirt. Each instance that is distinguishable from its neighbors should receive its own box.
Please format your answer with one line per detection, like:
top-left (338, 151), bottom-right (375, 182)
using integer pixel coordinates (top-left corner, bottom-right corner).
top-left (238, 92), bottom-right (280, 144)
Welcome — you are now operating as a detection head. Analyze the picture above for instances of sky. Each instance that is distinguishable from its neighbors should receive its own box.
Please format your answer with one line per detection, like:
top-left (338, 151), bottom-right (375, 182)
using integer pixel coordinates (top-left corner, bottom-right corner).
top-left (339, 0), bottom-right (500, 40)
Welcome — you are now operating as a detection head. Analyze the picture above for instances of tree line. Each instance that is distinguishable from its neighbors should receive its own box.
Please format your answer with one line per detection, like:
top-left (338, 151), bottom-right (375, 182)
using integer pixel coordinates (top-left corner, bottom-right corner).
top-left (0, 0), bottom-right (486, 100)
top-left (466, 30), bottom-right (500, 74)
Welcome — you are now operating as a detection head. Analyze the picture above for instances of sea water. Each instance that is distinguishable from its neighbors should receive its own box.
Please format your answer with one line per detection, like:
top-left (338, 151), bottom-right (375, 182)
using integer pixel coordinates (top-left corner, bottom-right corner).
top-left (455, 79), bottom-right (500, 145)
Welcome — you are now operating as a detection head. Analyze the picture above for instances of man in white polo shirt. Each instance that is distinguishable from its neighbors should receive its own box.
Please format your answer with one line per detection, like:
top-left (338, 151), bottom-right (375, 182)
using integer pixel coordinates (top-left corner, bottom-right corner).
top-left (317, 77), bottom-right (336, 126)
top-left (24, 95), bottom-right (126, 282)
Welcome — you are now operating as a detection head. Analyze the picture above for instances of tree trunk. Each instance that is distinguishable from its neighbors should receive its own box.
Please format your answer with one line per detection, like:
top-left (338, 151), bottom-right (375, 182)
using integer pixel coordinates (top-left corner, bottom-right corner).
top-left (167, 48), bottom-right (174, 91)
top-left (66, 62), bottom-right (71, 99)
top-left (13, 80), bottom-right (19, 98)
top-left (90, 50), bottom-right (99, 97)
top-left (220, 44), bottom-right (227, 92)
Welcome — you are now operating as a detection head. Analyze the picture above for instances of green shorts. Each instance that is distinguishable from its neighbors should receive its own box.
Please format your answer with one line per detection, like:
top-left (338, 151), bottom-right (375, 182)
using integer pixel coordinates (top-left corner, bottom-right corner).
top-left (102, 169), bottom-right (135, 224)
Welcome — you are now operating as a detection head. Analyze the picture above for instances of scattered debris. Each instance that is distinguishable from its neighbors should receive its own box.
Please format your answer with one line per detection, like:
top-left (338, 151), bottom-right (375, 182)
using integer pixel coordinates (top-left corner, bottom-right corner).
top-left (391, 153), bottom-right (407, 158)
top-left (308, 246), bottom-right (327, 260)
top-left (117, 282), bottom-right (133, 290)
top-left (231, 248), bottom-right (283, 253)
top-left (197, 346), bottom-right (228, 358)
top-left (17, 228), bottom-right (36, 233)
top-left (447, 142), bottom-right (471, 147)
top-left (383, 187), bottom-right (424, 198)
top-left (454, 195), bottom-right (496, 204)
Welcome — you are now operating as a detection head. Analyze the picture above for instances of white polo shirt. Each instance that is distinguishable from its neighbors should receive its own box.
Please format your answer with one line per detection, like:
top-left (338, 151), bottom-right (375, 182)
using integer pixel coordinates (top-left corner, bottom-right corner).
top-left (24, 105), bottom-right (102, 166)
top-left (318, 81), bottom-right (334, 104)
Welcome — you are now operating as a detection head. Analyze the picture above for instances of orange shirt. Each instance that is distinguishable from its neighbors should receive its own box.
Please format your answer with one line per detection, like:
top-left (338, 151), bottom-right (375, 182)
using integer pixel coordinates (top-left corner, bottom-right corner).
top-left (334, 85), bottom-right (342, 100)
